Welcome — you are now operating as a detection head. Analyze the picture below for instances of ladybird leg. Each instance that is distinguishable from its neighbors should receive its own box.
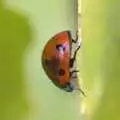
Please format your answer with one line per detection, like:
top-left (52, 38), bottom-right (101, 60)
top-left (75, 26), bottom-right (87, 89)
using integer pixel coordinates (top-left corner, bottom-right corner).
top-left (70, 41), bottom-right (81, 68)
top-left (71, 70), bottom-right (79, 73)
top-left (72, 30), bottom-right (81, 43)
top-left (78, 88), bottom-right (86, 97)
top-left (70, 34), bottom-right (81, 68)
top-left (70, 70), bottom-right (79, 77)
top-left (72, 30), bottom-right (79, 43)
top-left (72, 39), bottom-right (77, 43)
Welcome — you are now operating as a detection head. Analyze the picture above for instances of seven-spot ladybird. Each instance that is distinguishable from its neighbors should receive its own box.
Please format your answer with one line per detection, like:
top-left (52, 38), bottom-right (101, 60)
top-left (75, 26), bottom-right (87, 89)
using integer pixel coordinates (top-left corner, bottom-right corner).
top-left (42, 31), bottom-right (85, 95)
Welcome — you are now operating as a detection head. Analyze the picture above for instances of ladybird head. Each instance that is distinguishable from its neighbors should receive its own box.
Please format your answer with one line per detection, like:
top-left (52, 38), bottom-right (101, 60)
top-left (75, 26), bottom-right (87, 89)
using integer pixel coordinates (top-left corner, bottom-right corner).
top-left (63, 83), bottom-right (74, 92)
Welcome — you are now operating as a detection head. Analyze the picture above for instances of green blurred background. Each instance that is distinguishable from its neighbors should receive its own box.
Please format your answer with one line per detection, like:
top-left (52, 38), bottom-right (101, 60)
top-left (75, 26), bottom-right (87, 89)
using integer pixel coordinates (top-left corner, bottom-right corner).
top-left (82, 0), bottom-right (120, 120)
top-left (0, 0), bottom-right (31, 120)
top-left (0, 0), bottom-right (83, 120)
top-left (1, 0), bottom-right (120, 120)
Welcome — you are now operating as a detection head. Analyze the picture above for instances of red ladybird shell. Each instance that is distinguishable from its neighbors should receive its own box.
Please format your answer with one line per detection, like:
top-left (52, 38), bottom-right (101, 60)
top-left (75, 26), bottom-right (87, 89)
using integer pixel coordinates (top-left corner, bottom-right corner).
top-left (42, 31), bottom-right (72, 89)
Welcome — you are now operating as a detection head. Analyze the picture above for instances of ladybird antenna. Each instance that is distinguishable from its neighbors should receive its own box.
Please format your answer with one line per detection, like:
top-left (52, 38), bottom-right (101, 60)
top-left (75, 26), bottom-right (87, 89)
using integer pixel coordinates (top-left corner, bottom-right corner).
top-left (78, 88), bottom-right (86, 97)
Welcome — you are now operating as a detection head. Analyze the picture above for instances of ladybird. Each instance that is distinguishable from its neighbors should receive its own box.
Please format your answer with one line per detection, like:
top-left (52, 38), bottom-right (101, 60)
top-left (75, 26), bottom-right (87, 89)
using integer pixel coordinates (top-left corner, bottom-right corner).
top-left (42, 31), bottom-right (85, 95)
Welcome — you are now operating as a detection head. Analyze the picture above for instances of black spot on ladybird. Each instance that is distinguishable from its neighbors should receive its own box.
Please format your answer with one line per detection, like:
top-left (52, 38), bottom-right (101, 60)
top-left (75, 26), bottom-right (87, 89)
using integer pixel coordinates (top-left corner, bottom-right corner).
top-left (58, 68), bottom-right (65, 76)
